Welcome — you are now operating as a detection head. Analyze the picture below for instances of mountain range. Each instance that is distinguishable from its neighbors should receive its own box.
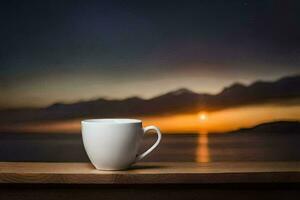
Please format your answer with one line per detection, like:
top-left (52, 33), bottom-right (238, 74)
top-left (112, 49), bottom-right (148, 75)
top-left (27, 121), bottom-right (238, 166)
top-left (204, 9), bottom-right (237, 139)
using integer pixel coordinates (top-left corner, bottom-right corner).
top-left (0, 74), bottom-right (299, 124)
top-left (227, 121), bottom-right (300, 134)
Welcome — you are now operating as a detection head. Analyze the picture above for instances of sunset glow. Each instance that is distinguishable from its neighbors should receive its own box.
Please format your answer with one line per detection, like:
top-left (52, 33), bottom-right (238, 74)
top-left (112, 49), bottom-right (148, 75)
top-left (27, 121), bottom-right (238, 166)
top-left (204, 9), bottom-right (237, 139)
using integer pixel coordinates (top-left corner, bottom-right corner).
top-left (2, 103), bottom-right (299, 134)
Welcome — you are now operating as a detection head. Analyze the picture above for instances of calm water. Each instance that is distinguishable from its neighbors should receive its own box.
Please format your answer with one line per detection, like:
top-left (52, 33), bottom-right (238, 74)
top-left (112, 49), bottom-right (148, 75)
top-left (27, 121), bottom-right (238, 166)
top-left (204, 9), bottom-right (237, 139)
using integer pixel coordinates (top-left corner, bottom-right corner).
top-left (0, 132), bottom-right (299, 162)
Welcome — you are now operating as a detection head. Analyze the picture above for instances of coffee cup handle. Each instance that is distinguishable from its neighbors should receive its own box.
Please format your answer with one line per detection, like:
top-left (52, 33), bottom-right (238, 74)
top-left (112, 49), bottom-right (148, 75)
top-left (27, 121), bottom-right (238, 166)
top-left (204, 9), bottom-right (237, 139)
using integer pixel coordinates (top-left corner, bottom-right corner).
top-left (135, 125), bottom-right (162, 162)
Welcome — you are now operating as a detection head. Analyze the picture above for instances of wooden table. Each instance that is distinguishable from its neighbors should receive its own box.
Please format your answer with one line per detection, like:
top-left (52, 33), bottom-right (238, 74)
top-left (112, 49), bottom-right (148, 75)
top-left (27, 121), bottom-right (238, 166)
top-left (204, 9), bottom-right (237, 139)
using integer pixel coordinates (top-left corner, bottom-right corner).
top-left (0, 162), bottom-right (299, 199)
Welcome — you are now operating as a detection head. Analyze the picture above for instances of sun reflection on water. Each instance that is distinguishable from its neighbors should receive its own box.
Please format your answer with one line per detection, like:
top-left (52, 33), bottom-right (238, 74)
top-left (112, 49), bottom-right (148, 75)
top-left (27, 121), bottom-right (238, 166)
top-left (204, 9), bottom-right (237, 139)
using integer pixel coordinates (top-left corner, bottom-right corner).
top-left (196, 130), bottom-right (210, 163)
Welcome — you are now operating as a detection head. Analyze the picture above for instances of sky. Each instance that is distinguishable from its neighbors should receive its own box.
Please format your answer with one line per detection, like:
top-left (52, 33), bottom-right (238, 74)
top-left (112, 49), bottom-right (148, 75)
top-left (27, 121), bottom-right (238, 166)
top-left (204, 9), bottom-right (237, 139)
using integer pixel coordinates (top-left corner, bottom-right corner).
top-left (1, 0), bottom-right (300, 108)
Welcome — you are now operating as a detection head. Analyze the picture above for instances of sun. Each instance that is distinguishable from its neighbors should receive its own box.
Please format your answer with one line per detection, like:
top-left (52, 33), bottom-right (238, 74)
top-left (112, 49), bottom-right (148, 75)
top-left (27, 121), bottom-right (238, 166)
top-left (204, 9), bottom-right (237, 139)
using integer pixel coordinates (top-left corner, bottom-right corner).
top-left (198, 112), bottom-right (208, 121)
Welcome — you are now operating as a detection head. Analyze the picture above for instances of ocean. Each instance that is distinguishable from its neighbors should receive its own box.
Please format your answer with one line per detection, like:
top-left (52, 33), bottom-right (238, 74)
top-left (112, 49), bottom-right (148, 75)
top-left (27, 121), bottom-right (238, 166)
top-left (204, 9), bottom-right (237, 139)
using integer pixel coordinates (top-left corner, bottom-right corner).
top-left (1, 131), bottom-right (299, 163)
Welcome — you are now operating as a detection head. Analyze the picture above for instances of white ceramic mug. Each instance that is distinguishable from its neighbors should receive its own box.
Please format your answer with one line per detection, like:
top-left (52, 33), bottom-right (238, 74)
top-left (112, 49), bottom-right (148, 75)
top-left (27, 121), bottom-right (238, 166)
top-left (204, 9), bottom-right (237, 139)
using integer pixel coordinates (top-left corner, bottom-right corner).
top-left (81, 119), bottom-right (162, 170)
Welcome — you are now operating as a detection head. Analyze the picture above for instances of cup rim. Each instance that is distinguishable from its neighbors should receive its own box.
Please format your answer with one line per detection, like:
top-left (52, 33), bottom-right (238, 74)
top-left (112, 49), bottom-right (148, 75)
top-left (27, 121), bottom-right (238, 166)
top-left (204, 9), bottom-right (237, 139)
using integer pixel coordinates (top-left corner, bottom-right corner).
top-left (81, 118), bottom-right (142, 124)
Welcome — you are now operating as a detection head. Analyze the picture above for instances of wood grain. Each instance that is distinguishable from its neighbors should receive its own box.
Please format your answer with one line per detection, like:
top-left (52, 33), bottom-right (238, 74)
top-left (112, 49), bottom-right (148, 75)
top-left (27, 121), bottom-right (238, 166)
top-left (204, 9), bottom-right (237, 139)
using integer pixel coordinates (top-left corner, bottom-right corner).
top-left (0, 162), bottom-right (299, 184)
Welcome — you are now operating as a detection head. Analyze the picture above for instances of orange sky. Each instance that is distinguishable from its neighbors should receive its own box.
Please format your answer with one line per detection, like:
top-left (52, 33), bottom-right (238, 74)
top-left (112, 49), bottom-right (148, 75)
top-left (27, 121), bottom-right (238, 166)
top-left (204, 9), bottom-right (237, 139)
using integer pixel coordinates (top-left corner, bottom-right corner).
top-left (142, 104), bottom-right (300, 133)
top-left (2, 103), bottom-right (300, 134)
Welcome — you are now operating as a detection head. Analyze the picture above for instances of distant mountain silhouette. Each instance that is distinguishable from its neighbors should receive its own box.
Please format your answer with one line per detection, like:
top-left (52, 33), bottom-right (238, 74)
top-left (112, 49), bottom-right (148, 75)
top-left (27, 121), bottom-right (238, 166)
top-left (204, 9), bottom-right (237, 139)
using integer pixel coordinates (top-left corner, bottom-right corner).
top-left (0, 74), bottom-right (299, 124)
top-left (227, 121), bottom-right (300, 134)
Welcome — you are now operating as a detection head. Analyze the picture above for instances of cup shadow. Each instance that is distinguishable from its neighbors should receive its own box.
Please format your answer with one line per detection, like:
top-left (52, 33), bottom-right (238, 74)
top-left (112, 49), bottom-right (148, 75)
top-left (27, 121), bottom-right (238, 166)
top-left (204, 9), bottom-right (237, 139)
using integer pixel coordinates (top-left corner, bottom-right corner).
top-left (127, 164), bottom-right (167, 171)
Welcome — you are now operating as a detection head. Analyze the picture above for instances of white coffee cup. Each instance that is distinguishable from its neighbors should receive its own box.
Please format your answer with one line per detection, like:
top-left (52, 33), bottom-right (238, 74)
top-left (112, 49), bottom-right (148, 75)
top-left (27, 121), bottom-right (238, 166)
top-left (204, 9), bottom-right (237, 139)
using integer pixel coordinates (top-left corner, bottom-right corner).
top-left (81, 118), bottom-right (162, 170)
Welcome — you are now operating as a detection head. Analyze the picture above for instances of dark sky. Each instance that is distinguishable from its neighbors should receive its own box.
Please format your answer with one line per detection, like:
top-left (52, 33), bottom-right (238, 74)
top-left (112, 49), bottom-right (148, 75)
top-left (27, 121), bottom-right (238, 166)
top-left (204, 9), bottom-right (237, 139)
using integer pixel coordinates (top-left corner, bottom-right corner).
top-left (1, 0), bottom-right (300, 108)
